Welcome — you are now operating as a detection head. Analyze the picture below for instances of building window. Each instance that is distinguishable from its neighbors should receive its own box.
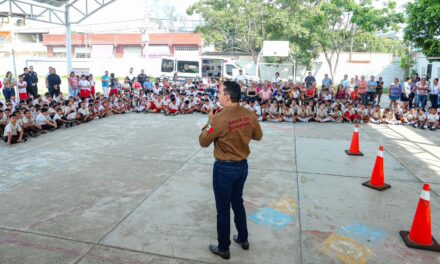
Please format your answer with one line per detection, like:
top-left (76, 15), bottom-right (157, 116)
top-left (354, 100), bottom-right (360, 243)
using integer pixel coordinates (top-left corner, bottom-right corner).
top-left (53, 46), bottom-right (66, 58)
top-left (175, 46), bottom-right (198, 51)
top-left (75, 47), bottom-right (91, 58)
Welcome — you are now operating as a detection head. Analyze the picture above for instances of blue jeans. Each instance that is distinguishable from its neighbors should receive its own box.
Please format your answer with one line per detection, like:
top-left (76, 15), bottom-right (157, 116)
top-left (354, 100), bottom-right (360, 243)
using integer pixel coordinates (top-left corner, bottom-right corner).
top-left (213, 160), bottom-right (248, 251)
top-left (69, 87), bottom-right (79, 98)
top-left (416, 95), bottom-right (427, 109)
top-left (3, 88), bottom-right (15, 100)
top-left (360, 93), bottom-right (368, 105)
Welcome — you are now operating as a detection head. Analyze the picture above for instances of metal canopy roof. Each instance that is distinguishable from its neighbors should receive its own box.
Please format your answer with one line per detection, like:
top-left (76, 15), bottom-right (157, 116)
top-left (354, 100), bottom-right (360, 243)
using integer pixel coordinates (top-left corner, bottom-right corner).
top-left (32, 0), bottom-right (67, 8)
top-left (0, 0), bottom-right (117, 25)
top-left (0, 0), bottom-right (117, 75)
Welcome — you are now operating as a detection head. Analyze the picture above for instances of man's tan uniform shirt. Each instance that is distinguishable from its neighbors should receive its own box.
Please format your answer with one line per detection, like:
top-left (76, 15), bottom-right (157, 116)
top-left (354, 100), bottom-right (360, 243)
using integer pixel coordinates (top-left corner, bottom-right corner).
top-left (199, 105), bottom-right (263, 161)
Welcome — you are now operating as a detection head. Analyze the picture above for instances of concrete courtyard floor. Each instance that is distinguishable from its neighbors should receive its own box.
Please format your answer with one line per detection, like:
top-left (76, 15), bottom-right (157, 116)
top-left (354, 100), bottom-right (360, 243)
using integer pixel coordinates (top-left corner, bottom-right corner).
top-left (0, 113), bottom-right (439, 264)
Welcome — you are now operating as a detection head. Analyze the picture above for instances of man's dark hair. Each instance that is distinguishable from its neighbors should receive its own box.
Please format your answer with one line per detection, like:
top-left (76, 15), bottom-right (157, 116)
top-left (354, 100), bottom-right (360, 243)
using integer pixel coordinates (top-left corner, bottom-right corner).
top-left (223, 81), bottom-right (241, 103)
top-left (41, 107), bottom-right (49, 113)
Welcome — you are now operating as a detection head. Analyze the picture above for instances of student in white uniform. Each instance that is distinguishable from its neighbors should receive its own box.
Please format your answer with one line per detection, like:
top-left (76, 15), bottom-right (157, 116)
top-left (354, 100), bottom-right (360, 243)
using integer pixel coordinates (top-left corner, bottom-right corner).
top-left (401, 108), bottom-right (416, 126)
top-left (414, 108), bottom-right (426, 128)
top-left (282, 102), bottom-right (296, 122)
top-left (425, 107), bottom-right (439, 130)
top-left (314, 103), bottom-right (331, 122)
top-left (3, 113), bottom-right (25, 144)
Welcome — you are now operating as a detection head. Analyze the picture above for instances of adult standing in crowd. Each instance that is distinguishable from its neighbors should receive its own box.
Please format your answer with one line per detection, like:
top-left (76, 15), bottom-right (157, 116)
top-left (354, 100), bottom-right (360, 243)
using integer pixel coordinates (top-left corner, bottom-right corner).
top-left (341, 74), bottom-right (349, 89)
top-left (401, 77), bottom-right (412, 110)
top-left (47, 68), bottom-right (61, 98)
top-left (29, 65), bottom-right (39, 97)
top-left (409, 74), bottom-right (419, 108)
top-left (126, 67), bottom-right (135, 87)
top-left (416, 77), bottom-right (429, 110)
top-left (199, 80), bottom-right (263, 260)
top-left (376, 76), bottom-right (384, 105)
top-left (23, 67), bottom-right (34, 98)
top-left (322, 73), bottom-right (332, 89)
top-left (367, 75), bottom-right (377, 104)
top-left (3, 71), bottom-right (16, 100)
top-left (272, 72), bottom-right (281, 84)
top-left (304, 71), bottom-right (316, 88)
top-left (235, 69), bottom-right (246, 84)
top-left (45, 66), bottom-right (53, 91)
top-left (68, 71), bottom-right (79, 98)
top-left (137, 69), bottom-right (148, 85)
top-left (101, 71), bottom-right (110, 97)
top-left (429, 78), bottom-right (439, 109)
top-left (358, 75), bottom-right (368, 105)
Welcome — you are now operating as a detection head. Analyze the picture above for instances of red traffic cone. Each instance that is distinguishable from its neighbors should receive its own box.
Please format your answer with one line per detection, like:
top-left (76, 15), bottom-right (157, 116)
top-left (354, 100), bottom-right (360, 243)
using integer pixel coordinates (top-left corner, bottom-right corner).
top-left (400, 184), bottom-right (440, 252)
top-left (345, 124), bottom-right (363, 156)
top-left (362, 146), bottom-right (391, 191)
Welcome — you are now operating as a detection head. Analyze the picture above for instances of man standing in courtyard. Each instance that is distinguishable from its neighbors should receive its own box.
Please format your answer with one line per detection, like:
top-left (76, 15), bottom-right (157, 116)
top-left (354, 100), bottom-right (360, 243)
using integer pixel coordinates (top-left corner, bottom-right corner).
top-left (199, 80), bottom-right (263, 260)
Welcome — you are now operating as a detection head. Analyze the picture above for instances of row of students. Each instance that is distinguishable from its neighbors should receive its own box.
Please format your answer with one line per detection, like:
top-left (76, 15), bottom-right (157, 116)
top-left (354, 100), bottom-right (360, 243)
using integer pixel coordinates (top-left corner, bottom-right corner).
top-left (1, 95), bottom-right (134, 145)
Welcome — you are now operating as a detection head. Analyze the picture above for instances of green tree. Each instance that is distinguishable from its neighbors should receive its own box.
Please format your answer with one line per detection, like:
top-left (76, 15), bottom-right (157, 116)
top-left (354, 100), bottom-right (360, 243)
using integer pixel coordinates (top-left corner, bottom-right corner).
top-left (187, 0), bottom-right (318, 70)
top-left (404, 0), bottom-right (440, 60)
top-left (305, 0), bottom-right (403, 81)
top-left (187, 0), bottom-right (271, 64)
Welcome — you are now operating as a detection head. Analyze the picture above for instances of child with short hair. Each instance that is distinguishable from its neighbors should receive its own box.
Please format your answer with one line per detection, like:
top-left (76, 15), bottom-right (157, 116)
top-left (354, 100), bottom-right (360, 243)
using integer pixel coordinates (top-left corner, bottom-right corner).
top-left (315, 103), bottom-right (331, 123)
top-left (3, 113), bottom-right (25, 144)
top-left (330, 105), bottom-right (343, 123)
top-left (414, 108), bottom-right (426, 128)
top-left (268, 100), bottom-right (283, 122)
top-left (297, 104), bottom-right (313, 122)
top-left (402, 108), bottom-right (416, 126)
top-left (343, 104), bottom-right (358, 123)
top-left (383, 108), bottom-right (401, 125)
top-left (425, 107), bottom-right (439, 130)
top-left (18, 74), bottom-right (28, 101)
top-left (282, 102), bottom-right (296, 123)
top-left (36, 108), bottom-right (57, 131)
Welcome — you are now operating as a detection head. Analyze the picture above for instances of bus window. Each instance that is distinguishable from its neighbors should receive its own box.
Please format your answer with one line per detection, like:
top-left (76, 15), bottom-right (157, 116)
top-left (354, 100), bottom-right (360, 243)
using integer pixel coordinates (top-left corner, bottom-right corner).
top-left (161, 59), bottom-right (174, 73)
top-left (177, 60), bottom-right (200, 74)
top-left (226, 64), bottom-right (235, 76)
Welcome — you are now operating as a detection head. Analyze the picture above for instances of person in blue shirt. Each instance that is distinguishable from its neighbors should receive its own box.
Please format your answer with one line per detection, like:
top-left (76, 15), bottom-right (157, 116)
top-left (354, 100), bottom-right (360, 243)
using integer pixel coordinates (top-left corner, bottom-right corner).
top-left (143, 77), bottom-right (153, 92)
top-left (367, 75), bottom-right (377, 105)
top-left (322, 74), bottom-right (332, 89)
top-left (101, 71), bottom-right (110, 97)
top-left (341, 74), bottom-right (349, 89)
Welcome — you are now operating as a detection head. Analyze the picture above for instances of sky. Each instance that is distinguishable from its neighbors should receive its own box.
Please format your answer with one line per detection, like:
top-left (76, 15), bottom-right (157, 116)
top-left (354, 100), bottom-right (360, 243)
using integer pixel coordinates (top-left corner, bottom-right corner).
top-left (11, 0), bottom-right (201, 33)
top-left (5, 0), bottom-right (411, 34)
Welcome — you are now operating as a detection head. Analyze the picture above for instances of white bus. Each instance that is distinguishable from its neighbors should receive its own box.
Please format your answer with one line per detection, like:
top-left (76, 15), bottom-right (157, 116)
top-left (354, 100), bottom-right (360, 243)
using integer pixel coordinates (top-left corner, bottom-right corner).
top-left (159, 56), bottom-right (243, 83)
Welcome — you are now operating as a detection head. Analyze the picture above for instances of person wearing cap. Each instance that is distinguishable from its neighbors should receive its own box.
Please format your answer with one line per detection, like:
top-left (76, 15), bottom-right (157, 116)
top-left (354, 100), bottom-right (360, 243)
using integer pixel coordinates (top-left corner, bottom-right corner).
top-left (199, 80), bottom-right (263, 260)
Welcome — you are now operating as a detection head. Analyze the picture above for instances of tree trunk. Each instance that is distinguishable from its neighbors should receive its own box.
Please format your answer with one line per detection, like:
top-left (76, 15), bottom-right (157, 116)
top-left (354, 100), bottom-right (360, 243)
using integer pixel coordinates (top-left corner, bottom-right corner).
top-left (324, 52), bottom-right (334, 82)
top-left (333, 50), bottom-right (341, 83)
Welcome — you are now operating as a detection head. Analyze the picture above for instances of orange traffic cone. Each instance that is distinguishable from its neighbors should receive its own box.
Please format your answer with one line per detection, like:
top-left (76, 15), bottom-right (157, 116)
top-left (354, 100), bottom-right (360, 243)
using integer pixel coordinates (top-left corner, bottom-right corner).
top-left (345, 124), bottom-right (363, 156)
top-left (400, 184), bottom-right (440, 252)
top-left (362, 146), bottom-right (391, 191)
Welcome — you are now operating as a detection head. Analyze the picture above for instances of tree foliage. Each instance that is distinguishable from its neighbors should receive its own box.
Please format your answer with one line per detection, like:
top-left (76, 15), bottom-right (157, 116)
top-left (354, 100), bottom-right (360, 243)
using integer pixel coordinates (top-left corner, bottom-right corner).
top-left (404, 0), bottom-right (440, 60)
top-left (304, 0), bottom-right (403, 80)
top-left (187, 0), bottom-right (272, 64)
top-left (188, 0), bottom-right (403, 79)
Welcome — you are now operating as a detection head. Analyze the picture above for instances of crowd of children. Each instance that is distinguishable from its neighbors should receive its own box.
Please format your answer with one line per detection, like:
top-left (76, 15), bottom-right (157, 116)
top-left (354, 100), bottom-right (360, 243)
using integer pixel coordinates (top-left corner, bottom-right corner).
top-left (1, 69), bottom-right (439, 145)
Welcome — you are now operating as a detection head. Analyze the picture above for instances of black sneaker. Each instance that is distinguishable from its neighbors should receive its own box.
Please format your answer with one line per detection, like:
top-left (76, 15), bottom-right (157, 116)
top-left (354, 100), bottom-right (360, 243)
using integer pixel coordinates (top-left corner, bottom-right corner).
top-left (233, 235), bottom-right (249, 250)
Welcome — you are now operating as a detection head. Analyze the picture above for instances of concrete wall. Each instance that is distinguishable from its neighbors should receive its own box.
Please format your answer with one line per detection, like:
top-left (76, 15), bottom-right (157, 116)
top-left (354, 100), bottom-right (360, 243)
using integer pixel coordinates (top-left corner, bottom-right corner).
top-left (414, 54), bottom-right (440, 79)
